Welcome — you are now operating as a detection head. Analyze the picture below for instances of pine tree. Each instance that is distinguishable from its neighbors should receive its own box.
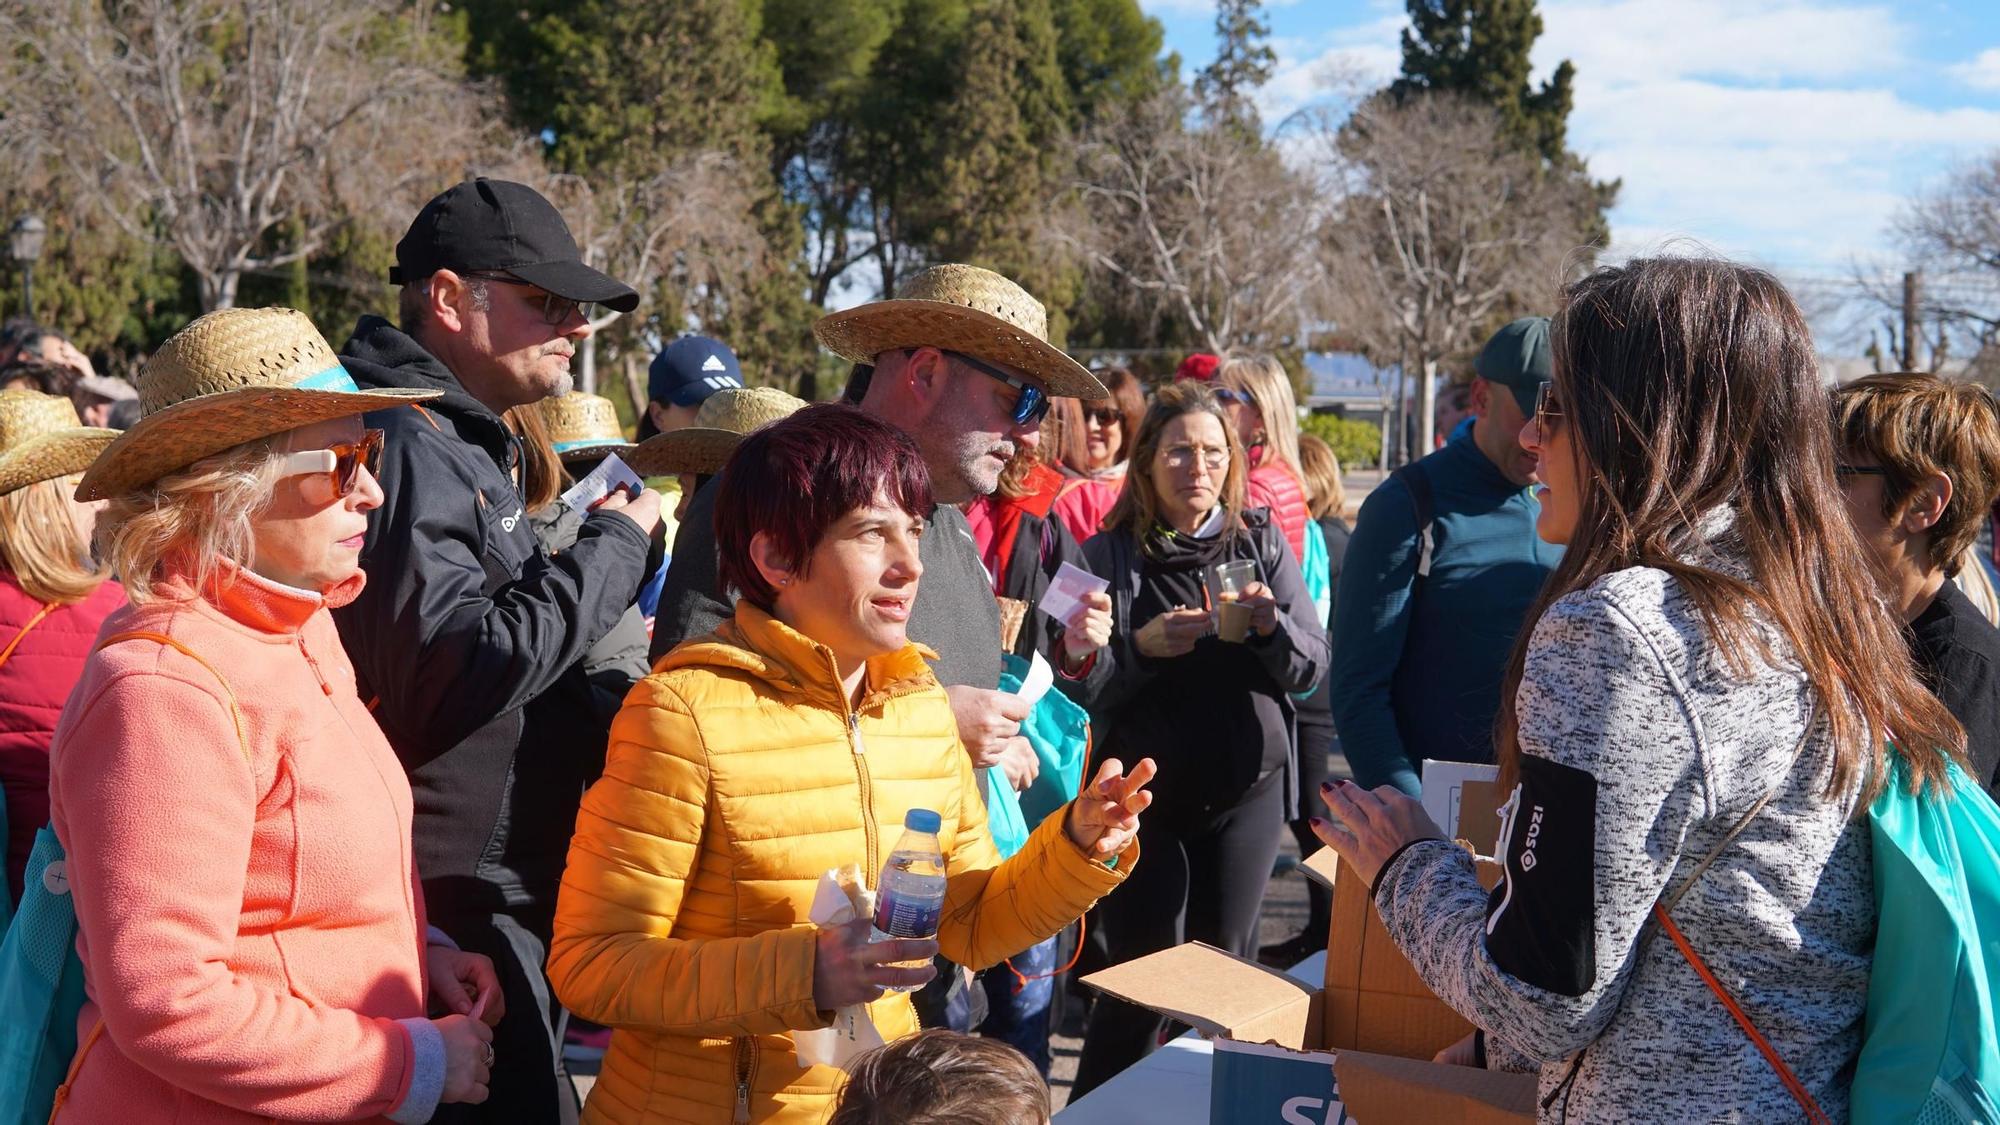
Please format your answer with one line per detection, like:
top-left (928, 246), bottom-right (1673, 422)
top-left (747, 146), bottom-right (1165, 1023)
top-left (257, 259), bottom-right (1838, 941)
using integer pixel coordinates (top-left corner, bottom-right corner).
top-left (1193, 0), bottom-right (1276, 133)
top-left (922, 0), bottom-right (1078, 338)
top-left (1391, 0), bottom-right (1571, 165)
top-left (1390, 0), bottom-right (1617, 239)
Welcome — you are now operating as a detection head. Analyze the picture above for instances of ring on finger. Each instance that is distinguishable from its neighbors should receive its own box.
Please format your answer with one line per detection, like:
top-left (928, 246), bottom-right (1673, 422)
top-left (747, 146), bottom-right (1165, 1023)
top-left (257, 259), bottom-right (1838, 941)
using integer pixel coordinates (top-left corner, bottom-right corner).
top-left (483, 1043), bottom-right (495, 1067)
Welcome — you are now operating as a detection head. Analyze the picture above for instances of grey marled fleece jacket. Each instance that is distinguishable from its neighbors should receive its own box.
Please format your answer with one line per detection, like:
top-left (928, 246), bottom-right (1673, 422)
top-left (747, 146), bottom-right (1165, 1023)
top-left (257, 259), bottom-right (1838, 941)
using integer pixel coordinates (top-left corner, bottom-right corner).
top-left (1376, 553), bottom-right (1872, 1122)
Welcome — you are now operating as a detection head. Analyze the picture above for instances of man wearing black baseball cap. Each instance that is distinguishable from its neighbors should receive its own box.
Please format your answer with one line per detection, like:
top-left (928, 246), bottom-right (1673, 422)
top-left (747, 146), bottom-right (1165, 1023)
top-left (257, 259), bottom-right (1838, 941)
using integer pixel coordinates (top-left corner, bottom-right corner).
top-left (635, 334), bottom-right (743, 440)
top-left (335, 178), bottom-right (659, 1124)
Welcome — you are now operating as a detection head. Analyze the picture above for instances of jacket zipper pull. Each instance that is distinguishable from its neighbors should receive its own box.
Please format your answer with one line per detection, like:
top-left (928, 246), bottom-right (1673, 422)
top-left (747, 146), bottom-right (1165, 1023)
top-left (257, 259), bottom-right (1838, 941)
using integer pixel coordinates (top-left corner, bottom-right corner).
top-left (848, 711), bottom-right (864, 755)
top-left (734, 1076), bottom-right (751, 1123)
top-left (298, 639), bottom-right (333, 696)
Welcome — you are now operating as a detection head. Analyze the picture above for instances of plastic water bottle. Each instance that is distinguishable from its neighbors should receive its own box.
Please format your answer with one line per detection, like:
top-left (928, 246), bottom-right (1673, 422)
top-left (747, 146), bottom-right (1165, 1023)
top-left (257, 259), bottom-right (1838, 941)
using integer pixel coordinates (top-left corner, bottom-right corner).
top-left (870, 808), bottom-right (948, 992)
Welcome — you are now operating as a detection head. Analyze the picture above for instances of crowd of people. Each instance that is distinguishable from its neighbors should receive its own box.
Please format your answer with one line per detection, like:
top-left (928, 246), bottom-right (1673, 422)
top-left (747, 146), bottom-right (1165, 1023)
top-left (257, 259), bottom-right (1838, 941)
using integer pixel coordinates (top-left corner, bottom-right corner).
top-left (0, 176), bottom-right (1997, 1125)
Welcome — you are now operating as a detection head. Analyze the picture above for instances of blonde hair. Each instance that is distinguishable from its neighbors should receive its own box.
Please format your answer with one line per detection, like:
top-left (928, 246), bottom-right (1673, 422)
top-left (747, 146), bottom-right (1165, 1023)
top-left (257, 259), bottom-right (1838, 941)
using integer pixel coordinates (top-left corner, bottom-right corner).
top-left (1831, 372), bottom-right (2000, 575)
top-left (0, 477), bottom-right (107, 604)
top-left (96, 440), bottom-right (288, 604)
top-left (1296, 433), bottom-right (1346, 522)
top-left (1217, 351), bottom-right (1302, 476)
top-left (1104, 381), bottom-right (1249, 536)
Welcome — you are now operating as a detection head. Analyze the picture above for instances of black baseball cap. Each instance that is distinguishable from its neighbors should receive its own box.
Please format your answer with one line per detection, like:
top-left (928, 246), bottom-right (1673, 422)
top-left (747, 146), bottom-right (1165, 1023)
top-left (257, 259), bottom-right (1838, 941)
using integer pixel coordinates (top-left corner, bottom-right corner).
top-left (389, 179), bottom-right (639, 313)
top-left (649, 336), bottom-right (743, 407)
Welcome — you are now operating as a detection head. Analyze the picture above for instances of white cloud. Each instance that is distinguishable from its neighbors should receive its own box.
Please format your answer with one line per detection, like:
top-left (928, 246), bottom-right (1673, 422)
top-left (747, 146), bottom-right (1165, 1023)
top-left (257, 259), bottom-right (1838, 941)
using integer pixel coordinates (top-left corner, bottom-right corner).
top-left (1252, 14), bottom-right (1405, 124)
top-left (1534, 0), bottom-right (1907, 85)
top-left (1951, 48), bottom-right (2000, 91)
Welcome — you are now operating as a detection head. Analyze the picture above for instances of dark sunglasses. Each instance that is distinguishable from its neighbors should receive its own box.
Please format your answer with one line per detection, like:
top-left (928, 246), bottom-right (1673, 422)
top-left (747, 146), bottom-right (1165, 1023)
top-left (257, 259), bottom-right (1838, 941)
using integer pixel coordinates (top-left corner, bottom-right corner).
top-left (281, 429), bottom-right (384, 497)
top-left (1212, 386), bottom-right (1250, 407)
top-left (1534, 381), bottom-right (1562, 426)
top-left (946, 351), bottom-right (1049, 426)
top-left (1084, 407), bottom-right (1123, 425)
top-left (463, 272), bottom-right (585, 327)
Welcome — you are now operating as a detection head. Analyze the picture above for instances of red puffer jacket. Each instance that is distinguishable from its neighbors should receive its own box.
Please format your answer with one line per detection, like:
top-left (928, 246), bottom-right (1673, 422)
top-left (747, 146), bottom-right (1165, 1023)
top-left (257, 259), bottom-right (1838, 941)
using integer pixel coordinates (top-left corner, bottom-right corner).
top-left (0, 571), bottom-right (122, 904)
top-left (1248, 458), bottom-right (1311, 564)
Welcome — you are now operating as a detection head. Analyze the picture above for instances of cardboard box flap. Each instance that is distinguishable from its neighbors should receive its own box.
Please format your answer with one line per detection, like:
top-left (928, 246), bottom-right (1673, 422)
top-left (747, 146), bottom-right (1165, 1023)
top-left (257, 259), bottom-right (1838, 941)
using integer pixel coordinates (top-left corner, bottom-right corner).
top-left (1334, 1048), bottom-right (1538, 1124)
top-left (1301, 844), bottom-right (1340, 889)
top-left (1081, 941), bottom-right (1316, 1048)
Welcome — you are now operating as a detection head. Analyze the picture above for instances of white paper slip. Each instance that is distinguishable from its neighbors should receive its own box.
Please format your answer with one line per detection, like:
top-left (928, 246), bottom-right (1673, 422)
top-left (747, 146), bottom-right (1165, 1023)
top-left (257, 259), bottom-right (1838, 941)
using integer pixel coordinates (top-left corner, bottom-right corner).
top-left (1420, 759), bottom-right (1503, 858)
top-left (560, 451), bottom-right (646, 514)
top-left (1011, 650), bottom-right (1055, 707)
top-left (1038, 560), bottom-right (1110, 624)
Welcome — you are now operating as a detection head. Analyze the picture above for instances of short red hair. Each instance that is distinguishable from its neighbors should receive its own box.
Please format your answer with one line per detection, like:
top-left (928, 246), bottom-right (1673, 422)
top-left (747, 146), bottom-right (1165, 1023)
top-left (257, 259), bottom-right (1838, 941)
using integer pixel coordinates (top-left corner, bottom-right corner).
top-left (715, 403), bottom-right (935, 610)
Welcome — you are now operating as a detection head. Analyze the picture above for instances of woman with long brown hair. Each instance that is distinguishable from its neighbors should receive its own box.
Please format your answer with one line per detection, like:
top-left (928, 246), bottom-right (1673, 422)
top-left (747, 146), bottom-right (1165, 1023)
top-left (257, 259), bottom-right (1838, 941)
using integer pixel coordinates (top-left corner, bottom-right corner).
top-left (1309, 257), bottom-right (1961, 1121)
top-left (1071, 381), bottom-right (1325, 1097)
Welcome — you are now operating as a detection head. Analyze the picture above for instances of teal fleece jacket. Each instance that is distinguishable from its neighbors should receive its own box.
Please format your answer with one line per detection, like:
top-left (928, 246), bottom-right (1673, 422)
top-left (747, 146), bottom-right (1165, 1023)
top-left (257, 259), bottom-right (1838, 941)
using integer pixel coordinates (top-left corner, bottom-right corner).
top-left (1328, 434), bottom-right (1561, 795)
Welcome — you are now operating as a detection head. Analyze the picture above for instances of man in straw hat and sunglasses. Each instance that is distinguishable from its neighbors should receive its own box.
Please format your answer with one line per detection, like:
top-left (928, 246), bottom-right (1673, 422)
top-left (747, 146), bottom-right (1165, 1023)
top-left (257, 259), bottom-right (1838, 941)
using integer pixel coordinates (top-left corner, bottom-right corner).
top-left (332, 178), bottom-right (662, 1124)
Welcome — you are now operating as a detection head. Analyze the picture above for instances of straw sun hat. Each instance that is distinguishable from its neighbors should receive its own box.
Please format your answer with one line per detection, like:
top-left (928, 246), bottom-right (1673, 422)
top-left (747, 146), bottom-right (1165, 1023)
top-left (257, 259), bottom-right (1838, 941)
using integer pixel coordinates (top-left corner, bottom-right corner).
top-left (540, 391), bottom-right (634, 462)
top-left (77, 307), bottom-right (442, 501)
top-left (626, 386), bottom-right (807, 477)
top-left (0, 390), bottom-right (117, 497)
top-left (812, 264), bottom-right (1108, 401)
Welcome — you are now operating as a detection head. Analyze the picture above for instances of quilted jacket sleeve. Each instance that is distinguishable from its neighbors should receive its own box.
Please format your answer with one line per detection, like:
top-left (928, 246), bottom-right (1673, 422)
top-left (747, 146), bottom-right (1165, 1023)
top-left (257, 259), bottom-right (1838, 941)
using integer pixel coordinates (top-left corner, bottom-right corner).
top-left (935, 750), bottom-right (1134, 971)
top-left (547, 677), bottom-right (823, 1038)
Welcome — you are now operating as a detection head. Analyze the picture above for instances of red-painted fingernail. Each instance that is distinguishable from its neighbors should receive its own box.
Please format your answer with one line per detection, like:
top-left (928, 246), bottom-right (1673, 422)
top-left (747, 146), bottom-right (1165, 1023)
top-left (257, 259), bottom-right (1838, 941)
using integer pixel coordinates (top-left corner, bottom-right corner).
top-left (1309, 816), bottom-right (1329, 828)
top-left (1320, 780), bottom-right (1336, 794)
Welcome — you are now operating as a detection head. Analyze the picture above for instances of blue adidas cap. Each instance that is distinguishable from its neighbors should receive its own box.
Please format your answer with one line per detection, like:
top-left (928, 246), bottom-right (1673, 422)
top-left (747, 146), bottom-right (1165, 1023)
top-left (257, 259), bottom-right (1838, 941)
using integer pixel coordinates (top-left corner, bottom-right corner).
top-left (648, 336), bottom-right (743, 408)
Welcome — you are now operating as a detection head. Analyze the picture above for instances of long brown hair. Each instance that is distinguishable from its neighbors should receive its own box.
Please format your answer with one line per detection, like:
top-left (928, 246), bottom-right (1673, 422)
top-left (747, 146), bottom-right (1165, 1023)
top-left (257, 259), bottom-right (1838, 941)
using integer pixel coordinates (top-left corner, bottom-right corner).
top-left (1497, 257), bottom-right (1961, 802)
top-left (503, 403), bottom-right (565, 513)
top-left (1104, 381), bottom-right (1248, 537)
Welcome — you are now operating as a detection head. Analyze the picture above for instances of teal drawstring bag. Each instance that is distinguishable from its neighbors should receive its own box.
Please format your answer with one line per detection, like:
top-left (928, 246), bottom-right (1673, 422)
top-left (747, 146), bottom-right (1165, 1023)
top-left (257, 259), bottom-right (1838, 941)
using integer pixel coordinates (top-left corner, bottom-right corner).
top-left (983, 654), bottom-right (1092, 859)
top-left (1851, 755), bottom-right (2000, 1124)
top-left (0, 823), bottom-right (87, 1125)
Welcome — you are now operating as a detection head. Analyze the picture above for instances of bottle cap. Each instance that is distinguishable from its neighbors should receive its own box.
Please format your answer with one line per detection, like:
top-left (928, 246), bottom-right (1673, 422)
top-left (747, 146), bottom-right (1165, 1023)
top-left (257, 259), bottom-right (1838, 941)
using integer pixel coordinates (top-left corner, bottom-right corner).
top-left (904, 808), bottom-right (942, 833)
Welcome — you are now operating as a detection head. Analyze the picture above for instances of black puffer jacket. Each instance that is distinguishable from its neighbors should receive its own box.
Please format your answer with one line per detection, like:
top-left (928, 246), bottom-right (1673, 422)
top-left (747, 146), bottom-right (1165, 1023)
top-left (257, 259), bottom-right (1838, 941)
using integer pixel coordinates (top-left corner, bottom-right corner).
top-left (334, 316), bottom-right (651, 920)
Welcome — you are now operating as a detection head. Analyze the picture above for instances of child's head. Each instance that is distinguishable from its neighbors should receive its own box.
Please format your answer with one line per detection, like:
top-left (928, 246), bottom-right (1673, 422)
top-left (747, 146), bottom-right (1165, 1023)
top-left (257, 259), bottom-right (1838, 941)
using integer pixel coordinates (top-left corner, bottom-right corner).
top-left (827, 1030), bottom-right (1050, 1125)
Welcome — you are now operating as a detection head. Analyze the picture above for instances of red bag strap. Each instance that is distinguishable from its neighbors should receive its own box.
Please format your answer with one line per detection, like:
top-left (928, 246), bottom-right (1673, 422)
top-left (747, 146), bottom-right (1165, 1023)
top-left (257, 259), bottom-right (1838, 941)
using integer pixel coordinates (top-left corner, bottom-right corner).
top-left (1652, 711), bottom-right (1829, 1125)
top-left (1654, 903), bottom-right (1830, 1125)
top-left (0, 601), bottom-right (55, 671)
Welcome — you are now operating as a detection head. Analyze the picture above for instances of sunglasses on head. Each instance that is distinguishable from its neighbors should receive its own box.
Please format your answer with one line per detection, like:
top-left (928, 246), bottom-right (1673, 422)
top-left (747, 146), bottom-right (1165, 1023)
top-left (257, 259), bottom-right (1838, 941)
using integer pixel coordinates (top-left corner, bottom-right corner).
top-left (1211, 386), bottom-right (1250, 407)
top-left (281, 429), bottom-right (384, 497)
top-left (946, 351), bottom-right (1049, 426)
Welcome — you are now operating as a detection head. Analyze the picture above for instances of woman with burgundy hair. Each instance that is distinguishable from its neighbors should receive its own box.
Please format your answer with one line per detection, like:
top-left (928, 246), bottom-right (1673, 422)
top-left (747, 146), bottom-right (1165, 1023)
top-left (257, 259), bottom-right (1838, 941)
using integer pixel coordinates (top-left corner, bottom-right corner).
top-left (548, 403), bottom-right (1154, 1123)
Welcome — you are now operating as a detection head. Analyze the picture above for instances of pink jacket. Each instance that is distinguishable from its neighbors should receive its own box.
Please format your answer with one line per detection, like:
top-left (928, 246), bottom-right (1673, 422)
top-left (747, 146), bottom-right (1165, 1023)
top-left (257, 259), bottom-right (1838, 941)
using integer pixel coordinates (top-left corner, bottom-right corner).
top-left (0, 573), bottom-right (122, 904)
top-left (1051, 471), bottom-right (1123, 546)
top-left (49, 561), bottom-right (442, 1124)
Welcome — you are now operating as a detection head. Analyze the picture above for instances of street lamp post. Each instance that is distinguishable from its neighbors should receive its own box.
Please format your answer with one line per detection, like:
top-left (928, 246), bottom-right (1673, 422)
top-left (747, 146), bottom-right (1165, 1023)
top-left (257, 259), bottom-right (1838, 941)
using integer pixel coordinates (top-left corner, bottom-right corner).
top-left (9, 217), bottom-right (47, 321)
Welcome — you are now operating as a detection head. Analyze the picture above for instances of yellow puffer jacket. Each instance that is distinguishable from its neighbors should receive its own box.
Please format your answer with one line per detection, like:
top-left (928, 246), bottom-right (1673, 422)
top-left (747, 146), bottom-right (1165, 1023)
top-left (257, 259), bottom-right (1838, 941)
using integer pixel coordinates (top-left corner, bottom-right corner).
top-left (547, 604), bottom-right (1134, 1123)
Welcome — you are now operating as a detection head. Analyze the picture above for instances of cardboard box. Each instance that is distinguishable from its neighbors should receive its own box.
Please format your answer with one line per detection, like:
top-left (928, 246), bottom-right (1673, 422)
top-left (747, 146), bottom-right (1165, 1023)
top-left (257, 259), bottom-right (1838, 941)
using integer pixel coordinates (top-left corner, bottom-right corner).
top-left (1419, 760), bottom-right (1507, 859)
top-left (1081, 788), bottom-right (1534, 1123)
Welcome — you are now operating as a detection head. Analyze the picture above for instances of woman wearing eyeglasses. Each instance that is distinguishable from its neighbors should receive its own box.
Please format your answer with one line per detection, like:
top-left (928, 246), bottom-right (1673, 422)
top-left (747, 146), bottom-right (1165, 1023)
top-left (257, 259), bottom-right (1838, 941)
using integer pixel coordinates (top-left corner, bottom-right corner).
top-left (47, 308), bottom-right (504, 1123)
top-left (1214, 353), bottom-right (1312, 564)
top-left (1048, 367), bottom-right (1148, 545)
top-left (1071, 381), bottom-right (1327, 1098)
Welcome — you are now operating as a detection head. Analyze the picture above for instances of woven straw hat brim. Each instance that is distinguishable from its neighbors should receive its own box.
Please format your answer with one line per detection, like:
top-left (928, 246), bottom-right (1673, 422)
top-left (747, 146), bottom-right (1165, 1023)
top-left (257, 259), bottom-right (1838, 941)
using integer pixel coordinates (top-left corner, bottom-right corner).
top-left (556, 440), bottom-right (637, 465)
top-left (813, 300), bottom-right (1108, 401)
top-left (77, 385), bottom-right (441, 501)
top-left (626, 428), bottom-right (747, 477)
top-left (0, 428), bottom-right (118, 496)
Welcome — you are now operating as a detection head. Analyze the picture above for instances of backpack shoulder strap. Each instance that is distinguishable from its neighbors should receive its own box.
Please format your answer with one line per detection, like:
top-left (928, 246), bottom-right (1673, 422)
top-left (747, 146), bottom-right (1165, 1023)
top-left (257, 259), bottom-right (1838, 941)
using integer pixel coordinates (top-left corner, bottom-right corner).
top-left (1390, 462), bottom-right (1435, 579)
top-left (95, 631), bottom-right (248, 760)
top-left (0, 602), bottom-right (56, 672)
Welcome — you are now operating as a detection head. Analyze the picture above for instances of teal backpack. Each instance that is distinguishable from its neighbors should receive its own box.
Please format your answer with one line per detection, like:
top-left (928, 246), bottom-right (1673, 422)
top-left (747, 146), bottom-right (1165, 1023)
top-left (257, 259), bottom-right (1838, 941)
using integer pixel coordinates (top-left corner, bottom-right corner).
top-left (1851, 756), bottom-right (2000, 1123)
top-left (982, 654), bottom-right (1091, 859)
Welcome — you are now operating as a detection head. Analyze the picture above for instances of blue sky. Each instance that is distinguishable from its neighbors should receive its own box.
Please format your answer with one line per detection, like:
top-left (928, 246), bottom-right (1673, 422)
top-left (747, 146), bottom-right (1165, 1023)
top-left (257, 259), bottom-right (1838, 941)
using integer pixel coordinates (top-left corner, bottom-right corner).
top-left (1139, 0), bottom-right (2000, 350)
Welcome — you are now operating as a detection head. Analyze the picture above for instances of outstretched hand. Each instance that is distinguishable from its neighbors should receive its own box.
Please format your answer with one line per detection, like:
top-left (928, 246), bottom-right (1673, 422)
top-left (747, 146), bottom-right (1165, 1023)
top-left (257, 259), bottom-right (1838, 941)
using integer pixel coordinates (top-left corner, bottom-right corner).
top-left (1064, 757), bottom-right (1156, 861)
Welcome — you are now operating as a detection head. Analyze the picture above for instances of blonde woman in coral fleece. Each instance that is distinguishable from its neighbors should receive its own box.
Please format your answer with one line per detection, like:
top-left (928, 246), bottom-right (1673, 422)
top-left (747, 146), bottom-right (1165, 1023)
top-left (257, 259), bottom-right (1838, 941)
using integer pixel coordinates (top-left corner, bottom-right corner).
top-left (48, 307), bottom-right (503, 1123)
top-left (548, 404), bottom-right (1154, 1124)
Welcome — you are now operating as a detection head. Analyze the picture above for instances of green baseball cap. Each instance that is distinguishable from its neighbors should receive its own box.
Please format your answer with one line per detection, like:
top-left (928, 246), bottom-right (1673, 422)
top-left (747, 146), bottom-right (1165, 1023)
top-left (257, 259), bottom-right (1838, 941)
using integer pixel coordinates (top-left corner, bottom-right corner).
top-left (1474, 316), bottom-right (1553, 417)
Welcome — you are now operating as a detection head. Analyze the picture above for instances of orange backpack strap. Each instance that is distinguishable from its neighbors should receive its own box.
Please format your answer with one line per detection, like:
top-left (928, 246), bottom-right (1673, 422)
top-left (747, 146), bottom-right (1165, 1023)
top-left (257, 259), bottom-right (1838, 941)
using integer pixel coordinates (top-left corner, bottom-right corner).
top-left (0, 601), bottom-right (55, 672)
top-left (95, 630), bottom-right (248, 760)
